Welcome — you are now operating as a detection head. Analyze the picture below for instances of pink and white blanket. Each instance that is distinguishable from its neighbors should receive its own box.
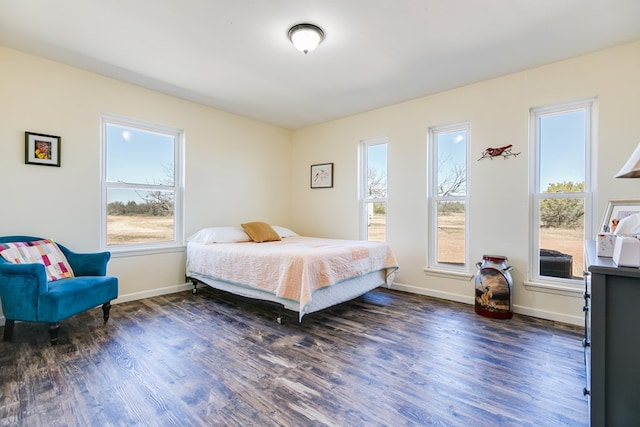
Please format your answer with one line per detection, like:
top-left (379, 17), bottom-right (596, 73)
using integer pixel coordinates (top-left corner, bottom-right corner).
top-left (186, 236), bottom-right (398, 311)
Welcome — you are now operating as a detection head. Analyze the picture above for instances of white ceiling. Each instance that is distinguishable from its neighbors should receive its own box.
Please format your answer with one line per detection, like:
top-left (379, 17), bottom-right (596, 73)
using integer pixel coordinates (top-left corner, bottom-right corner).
top-left (1, 1), bottom-right (639, 130)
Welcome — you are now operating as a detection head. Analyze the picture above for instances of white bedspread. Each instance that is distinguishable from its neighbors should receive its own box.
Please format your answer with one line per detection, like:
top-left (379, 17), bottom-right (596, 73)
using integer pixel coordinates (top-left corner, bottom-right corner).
top-left (186, 236), bottom-right (398, 312)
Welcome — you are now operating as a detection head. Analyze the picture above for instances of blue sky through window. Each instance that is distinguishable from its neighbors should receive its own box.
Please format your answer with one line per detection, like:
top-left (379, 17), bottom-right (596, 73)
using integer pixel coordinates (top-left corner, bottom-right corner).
top-left (367, 143), bottom-right (387, 183)
top-left (106, 124), bottom-right (175, 204)
top-left (106, 124), bottom-right (175, 184)
top-left (437, 129), bottom-right (467, 196)
top-left (539, 110), bottom-right (585, 191)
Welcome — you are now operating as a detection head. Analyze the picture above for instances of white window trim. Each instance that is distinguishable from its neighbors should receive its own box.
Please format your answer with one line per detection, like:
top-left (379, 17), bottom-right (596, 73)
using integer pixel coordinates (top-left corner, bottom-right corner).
top-left (527, 98), bottom-right (597, 292)
top-left (100, 113), bottom-right (185, 256)
top-left (427, 123), bottom-right (470, 273)
top-left (359, 137), bottom-right (389, 241)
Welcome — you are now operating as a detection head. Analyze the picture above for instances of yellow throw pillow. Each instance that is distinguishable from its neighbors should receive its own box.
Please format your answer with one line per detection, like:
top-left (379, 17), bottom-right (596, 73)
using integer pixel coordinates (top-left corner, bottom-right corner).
top-left (241, 222), bottom-right (281, 243)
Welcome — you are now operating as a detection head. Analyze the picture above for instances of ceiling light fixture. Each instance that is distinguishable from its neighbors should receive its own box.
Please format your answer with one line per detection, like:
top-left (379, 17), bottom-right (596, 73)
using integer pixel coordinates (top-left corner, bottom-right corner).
top-left (288, 23), bottom-right (324, 54)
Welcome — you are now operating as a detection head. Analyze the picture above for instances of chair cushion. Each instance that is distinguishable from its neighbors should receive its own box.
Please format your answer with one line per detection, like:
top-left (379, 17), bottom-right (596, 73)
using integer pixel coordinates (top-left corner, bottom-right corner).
top-left (0, 239), bottom-right (74, 281)
top-left (38, 276), bottom-right (118, 322)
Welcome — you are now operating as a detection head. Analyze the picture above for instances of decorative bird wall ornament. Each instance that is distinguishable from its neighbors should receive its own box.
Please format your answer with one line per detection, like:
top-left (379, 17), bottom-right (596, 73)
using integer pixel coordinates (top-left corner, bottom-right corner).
top-left (478, 144), bottom-right (521, 161)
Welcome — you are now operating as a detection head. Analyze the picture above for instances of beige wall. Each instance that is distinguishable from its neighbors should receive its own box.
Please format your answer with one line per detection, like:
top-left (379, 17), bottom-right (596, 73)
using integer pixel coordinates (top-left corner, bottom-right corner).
top-left (0, 46), bottom-right (292, 309)
top-left (2, 41), bottom-right (639, 326)
top-left (290, 41), bottom-right (640, 324)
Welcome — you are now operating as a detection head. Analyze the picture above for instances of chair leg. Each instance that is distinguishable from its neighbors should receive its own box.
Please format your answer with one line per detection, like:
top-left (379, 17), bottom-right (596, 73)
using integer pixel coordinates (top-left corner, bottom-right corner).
top-left (102, 302), bottom-right (112, 322)
top-left (3, 319), bottom-right (15, 341)
top-left (49, 322), bottom-right (60, 346)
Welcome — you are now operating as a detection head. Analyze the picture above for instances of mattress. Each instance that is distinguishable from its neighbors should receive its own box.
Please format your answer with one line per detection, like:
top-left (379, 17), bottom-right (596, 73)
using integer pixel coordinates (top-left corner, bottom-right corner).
top-left (186, 235), bottom-right (398, 319)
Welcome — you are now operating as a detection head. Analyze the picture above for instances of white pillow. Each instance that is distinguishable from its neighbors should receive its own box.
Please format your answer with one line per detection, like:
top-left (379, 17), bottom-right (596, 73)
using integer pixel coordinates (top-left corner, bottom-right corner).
top-left (187, 226), bottom-right (251, 244)
top-left (272, 225), bottom-right (298, 238)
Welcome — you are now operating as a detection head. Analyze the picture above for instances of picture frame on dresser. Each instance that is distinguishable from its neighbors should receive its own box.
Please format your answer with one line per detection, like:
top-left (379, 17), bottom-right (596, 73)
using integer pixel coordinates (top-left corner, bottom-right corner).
top-left (600, 199), bottom-right (640, 233)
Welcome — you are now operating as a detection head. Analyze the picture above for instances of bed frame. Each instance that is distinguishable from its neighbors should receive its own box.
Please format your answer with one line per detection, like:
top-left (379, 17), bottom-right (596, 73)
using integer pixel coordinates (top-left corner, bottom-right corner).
top-left (187, 268), bottom-right (394, 323)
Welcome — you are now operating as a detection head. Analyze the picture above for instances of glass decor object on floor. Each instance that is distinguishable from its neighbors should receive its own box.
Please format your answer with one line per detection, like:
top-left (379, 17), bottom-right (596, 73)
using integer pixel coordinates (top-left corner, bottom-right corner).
top-left (475, 255), bottom-right (513, 319)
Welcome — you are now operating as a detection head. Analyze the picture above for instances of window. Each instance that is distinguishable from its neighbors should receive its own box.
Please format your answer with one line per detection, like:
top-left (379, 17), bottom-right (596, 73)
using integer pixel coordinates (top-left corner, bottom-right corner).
top-left (530, 99), bottom-right (595, 282)
top-left (428, 124), bottom-right (469, 270)
top-left (360, 137), bottom-right (388, 242)
top-left (101, 114), bottom-right (184, 252)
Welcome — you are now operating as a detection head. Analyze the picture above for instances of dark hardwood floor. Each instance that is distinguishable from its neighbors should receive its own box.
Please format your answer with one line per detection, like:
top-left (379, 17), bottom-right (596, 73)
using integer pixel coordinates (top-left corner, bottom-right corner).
top-left (0, 287), bottom-right (588, 426)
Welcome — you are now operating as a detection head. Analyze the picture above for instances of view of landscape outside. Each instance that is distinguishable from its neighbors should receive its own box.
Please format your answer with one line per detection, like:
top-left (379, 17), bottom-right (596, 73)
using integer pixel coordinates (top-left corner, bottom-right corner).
top-left (434, 127), bottom-right (468, 266)
top-left (436, 209), bottom-right (465, 265)
top-left (106, 108), bottom-right (587, 279)
top-left (105, 122), bottom-right (177, 246)
top-left (110, 197), bottom-right (584, 278)
top-left (536, 107), bottom-right (588, 279)
top-left (431, 105), bottom-right (588, 277)
top-left (367, 210), bottom-right (386, 242)
top-left (540, 224), bottom-right (584, 279)
top-left (433, 211), bottom-right (584, 277)
top-left (106, 215), bottom-right (174, 245)
top-left (366, 142), bottom-right (387, 242)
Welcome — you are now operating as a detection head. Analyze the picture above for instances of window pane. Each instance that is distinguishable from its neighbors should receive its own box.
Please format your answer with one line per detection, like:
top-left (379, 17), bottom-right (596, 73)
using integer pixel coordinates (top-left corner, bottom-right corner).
top-left (437, 200), bottom-right (465, 265)
top-left (106, 189), bottom-right (175, 245)
top-left (539, 110), bottom-right (585, 193)
top-left (535, 105), bottom-right (588, 281)
top-left (539, 198), bottom-right (584, 279)
top-left (367, 144), bottom-right (387, 198)
top-left (362, 139), bottom-right (388, 242)
top-left (437, 130), bottom-right (467, 197)
top-left (367, 202), bottom-right (386, 242)
top-left (429, 124), bottom-right (468, 270)
top-left (106, 124), bottom-right (175, 185)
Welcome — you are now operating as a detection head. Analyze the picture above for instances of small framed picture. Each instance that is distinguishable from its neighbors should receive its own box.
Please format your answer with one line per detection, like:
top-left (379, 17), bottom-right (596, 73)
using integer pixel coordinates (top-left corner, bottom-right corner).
top-left (310, 163), bottom-right (333, 188)
top-left (601, 199), bottom-right (640, 233)
top-left (25, 131), bottom-right (61, 167)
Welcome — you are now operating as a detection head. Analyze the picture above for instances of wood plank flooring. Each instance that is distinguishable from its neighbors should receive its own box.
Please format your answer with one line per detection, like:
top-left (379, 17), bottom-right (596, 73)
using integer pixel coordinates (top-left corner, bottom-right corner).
top-left (0, 287), bottom-right (588, 426)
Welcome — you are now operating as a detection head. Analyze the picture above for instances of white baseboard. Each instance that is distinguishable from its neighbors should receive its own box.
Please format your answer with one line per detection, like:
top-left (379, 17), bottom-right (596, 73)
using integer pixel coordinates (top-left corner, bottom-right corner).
top-left (112, 282), bottom-right (194, 305)
top-left (390, 282), bottom-right (474, 305)
top-left (0, 282), bottom-right (194, 327)
top-left (512, 305), bottom-right (582, 326)
top-left (390, 282), bottom-right (583, 327)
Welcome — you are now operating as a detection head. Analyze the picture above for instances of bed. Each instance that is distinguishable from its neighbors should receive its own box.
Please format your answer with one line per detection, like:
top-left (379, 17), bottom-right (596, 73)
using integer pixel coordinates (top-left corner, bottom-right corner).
top-left (185, 224), bottom-right (398, 322)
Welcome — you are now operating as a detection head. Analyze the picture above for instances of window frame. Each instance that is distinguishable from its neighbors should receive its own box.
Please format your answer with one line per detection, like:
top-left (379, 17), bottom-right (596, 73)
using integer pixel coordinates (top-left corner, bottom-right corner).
top-left (427, 123), bottom-right (470, 273)
top-left (528, 99), bottom-right (596, 288)
top-left (359, 137), bottom-right (389, 241)
top-left (100, 113), bottom-right (185, 256)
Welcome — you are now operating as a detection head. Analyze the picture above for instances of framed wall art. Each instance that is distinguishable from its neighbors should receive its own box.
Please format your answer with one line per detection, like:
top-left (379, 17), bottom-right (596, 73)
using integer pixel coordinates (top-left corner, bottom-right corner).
top-left (310, 163), bottom-right (333, 188)
top-left (600, 199), bottom-right (640, 233)
top-left (25, 131), bottom-right (61, 167)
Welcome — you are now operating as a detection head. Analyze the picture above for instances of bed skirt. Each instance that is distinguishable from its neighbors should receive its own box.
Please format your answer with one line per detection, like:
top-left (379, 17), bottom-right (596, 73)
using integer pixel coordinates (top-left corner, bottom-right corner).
top-left (187, 268), bottom-right (396, 321)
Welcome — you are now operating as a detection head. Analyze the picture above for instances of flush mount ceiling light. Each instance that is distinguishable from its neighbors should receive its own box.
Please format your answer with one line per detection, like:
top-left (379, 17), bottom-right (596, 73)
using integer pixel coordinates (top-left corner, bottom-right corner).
top-left (288, 23), bottom-right (325, 54)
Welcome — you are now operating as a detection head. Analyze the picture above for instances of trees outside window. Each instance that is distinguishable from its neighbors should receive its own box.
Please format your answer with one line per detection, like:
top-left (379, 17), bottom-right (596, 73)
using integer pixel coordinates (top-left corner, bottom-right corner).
top-left (530, 100), bottom-right (595, 281)
top-left (101, 115), bottom-right (184, 251)
top-left (428, 124), bottom-right (469, 270)
top-left (360, 138), bottom-right (388, 242)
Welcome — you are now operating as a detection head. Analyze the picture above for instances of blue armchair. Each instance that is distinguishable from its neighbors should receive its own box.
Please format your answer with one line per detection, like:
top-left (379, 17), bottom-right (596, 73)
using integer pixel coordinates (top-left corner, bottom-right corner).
top-left (0, 236), bottom-right (118, 345)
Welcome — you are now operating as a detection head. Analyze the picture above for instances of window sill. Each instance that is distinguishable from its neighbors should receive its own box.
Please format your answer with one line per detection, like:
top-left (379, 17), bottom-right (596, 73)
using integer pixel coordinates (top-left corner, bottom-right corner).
top-left (523, 280), bottom-right (584, 298)
top-left (108, 244), bottom-right (186, 258)
top-left (423, 267), bottom-right (474, 281)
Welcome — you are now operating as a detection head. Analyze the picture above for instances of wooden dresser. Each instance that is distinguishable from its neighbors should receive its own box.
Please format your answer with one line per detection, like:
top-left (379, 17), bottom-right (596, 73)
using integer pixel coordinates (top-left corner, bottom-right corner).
top-left (584, 240), bottom-right (640, 426)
